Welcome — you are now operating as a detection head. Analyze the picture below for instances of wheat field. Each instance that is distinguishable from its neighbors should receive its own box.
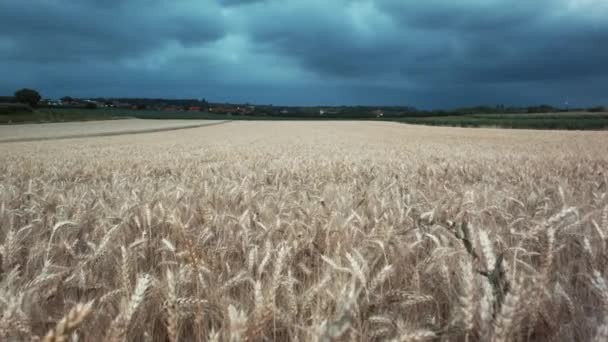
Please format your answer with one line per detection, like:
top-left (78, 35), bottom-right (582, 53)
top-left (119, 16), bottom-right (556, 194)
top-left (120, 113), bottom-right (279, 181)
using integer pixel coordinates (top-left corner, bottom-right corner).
top-left (1, 121), bottom-right (608, 341)
top-left (0, 119), bottom-right (224, 143)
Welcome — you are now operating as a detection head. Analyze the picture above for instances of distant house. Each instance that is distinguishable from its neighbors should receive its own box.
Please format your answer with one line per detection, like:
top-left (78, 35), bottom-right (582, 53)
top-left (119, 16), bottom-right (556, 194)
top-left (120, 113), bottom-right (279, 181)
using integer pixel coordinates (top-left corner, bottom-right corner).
top-left (42, 99), bottom-right (61, 106)
top-left (189, 106), bottom-right (202, 112)
top-left (210, 106), bottom-right (236, 114)
top-left (61, 99), bottom-right (89, 108)
top-left (111, 101), bottom-right (131, 109)
top-left (238, 106), bottom-right (254, 114)
top-left (83, 99), bottom-right (104, 107)
top-left (319, 109), bottom-right (338, 115)
top-left (372, 110), bottom-right (384, 118)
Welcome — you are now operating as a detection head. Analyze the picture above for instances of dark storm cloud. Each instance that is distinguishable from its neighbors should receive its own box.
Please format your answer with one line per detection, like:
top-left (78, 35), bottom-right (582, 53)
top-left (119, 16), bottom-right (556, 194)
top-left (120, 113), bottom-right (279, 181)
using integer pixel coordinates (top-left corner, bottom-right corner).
top-left (378, 0), bottom-right (544, 31)
top-left (380, 0), bottom-right (608, 83)
top-left (243, 0), bottom-right (608, 84)
top-left (1, 0), bottom-right (607, 107)
top-left (0, 0), bottom-right (226, 62)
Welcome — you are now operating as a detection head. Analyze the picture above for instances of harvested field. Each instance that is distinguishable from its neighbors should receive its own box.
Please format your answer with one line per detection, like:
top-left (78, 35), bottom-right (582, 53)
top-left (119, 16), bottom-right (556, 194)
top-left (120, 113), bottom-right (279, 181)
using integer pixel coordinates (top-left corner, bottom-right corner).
top-left (0, 119), bottom-right (226, 143)
top-left (1, 121), bottom-right (608, 341)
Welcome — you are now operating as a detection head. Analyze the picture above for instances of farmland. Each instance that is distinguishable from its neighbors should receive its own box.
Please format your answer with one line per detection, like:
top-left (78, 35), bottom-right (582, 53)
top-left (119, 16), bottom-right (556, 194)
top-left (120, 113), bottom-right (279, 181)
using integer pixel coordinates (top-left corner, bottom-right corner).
top-left (0, 119), bottom-right (226, 143)
top-left (1, 121), bottom-right (608, 341)
top-left (2, 107), bottom-right (608, 130)
top-left (388, 111), bottom-right (608, 130)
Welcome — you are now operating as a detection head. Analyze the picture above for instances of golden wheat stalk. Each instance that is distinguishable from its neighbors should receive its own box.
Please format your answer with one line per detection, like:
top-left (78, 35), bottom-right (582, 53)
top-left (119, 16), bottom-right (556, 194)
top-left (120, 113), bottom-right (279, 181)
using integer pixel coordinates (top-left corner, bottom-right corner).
top-left (42, 302), bottom-right (93, 342)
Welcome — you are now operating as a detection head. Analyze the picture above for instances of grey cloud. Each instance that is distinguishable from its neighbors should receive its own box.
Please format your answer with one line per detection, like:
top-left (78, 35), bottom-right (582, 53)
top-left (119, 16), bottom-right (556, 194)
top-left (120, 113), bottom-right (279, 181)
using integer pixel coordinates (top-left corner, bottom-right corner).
top-left (218, 0), bottom-right (266, 6)
top-left (378, 0), bottom-right (547, 32)
top-left (240, 0), bottom-right (608, 86)
top-left (0, 1), bottom-right (226, 62)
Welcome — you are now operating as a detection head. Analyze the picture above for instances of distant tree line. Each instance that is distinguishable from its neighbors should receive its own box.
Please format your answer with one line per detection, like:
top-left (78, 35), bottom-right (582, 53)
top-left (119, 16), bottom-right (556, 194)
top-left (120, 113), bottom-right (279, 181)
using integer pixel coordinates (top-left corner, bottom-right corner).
top-left (89, 98), bottom-right (210, 110)
top-left (1, 88), bottom-right (607, 116)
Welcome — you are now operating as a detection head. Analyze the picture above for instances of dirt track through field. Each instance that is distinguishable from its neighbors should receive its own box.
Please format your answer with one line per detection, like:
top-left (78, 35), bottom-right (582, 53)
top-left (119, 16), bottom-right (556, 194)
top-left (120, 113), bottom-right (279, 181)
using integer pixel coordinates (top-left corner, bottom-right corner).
top-left (0, 119), bottom-right (229, 143)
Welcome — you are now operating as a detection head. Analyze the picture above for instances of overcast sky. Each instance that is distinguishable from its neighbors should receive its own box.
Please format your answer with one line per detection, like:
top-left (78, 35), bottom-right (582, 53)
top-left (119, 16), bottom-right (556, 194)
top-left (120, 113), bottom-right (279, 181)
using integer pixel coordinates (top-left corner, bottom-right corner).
top-left (1, 0), bottom-right (607, 108)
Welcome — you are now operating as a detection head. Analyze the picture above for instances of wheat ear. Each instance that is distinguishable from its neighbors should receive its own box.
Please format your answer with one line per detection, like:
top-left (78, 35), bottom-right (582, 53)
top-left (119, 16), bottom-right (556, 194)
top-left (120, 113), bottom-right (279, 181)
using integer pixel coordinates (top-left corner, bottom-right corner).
top-left (42, 302), bottom-right (93, 342)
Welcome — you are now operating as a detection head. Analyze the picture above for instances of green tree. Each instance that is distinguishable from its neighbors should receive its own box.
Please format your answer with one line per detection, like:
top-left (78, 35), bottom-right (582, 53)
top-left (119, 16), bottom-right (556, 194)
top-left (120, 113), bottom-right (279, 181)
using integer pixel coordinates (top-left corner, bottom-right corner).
top-left (14, 88), bottom-right (41, 107)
